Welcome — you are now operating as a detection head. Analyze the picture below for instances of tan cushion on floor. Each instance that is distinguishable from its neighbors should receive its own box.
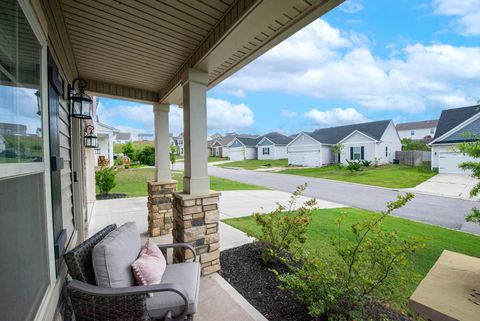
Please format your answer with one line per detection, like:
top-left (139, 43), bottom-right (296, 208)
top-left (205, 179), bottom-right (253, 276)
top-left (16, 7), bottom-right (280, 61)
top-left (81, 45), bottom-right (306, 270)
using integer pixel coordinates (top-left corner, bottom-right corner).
top-left (146, 262), bottom-right (201, 319)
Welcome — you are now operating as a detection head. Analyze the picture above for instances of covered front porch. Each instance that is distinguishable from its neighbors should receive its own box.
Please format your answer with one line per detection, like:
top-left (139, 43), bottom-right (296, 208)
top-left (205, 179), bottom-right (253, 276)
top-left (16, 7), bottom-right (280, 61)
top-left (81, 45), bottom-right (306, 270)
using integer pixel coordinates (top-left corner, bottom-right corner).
top-left (0, 0), bottom-right (346, 320)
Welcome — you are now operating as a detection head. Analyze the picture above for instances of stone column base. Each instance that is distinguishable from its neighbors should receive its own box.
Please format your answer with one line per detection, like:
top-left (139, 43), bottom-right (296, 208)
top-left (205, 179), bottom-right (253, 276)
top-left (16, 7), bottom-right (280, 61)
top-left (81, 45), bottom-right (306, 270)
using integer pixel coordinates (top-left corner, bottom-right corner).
top-left (147, 181), bottom-right (176, 237)
top-left (172, 191), bottom-right (221, 275)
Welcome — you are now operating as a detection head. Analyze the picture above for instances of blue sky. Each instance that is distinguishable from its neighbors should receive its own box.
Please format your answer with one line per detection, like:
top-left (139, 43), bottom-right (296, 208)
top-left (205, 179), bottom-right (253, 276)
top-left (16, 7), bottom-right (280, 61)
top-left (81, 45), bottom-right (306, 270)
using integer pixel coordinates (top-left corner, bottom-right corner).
top-left (97, 0), bottom-right (480, 137)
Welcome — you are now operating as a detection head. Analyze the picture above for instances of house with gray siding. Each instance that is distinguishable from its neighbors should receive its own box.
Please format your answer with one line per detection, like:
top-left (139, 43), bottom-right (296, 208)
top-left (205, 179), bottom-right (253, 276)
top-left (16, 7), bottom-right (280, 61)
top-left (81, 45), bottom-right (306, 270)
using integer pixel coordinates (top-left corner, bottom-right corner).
top-left (256, 132), bottom-right (292, 160)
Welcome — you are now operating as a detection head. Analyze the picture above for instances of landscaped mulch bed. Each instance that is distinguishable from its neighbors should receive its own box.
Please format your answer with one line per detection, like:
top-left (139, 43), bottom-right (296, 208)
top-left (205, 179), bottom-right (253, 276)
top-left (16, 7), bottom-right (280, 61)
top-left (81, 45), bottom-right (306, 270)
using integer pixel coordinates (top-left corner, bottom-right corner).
top-left (96, 193), bottom-right (127, 200)
top-left (220, 243), bottom-right (412, 321)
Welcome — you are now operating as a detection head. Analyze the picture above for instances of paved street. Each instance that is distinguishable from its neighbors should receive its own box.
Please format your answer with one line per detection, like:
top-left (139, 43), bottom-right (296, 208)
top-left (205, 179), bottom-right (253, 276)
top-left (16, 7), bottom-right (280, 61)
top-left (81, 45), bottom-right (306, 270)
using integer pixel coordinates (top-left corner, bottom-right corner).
top-left (208, 166), bottom-right (480, 235)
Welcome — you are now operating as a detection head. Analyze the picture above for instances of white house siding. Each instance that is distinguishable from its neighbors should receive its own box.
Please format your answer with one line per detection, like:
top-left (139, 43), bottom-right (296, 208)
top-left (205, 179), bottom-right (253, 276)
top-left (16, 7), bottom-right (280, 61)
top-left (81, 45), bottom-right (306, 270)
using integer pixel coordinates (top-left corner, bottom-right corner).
top-left (321, 145), bottom-right (334, 165)
top-left (258, 144), bottom-right (288, 160)
top-left (340, 132), bottom-right (376, 165)
top-left (221, 146), bottom-right (229, 158)
top-left (398, 127), bottom-right (436, 140)
top-left (287, 134), bottom-right (322, 167)
top-left (229, 146), bottom-right (256, 160)
top-left (378, 122), bottom-right (402, 164)
top-left (245, 147), bottom-right (257, 159)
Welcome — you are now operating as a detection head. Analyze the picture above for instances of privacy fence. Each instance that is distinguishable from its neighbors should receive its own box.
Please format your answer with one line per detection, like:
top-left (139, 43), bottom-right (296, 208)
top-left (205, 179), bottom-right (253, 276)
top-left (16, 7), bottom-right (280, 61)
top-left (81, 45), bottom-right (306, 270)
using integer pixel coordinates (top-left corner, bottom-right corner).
top-left (395, 150), bottom-right (431, 167)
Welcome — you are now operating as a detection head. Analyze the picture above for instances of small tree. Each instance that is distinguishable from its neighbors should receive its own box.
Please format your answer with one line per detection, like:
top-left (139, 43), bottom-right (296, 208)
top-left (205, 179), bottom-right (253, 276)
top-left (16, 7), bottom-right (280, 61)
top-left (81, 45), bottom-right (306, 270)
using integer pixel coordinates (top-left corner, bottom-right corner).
top-left (457, 135), bottom-right (480, 224)
top-left (253, 184), bottom-right (317, 263)
top-left (332, 143), bottom-right (344, 163)
top-left (169, 145), bottom-right (178, 170)
top-left (122, 141), bottom-right (136, 161)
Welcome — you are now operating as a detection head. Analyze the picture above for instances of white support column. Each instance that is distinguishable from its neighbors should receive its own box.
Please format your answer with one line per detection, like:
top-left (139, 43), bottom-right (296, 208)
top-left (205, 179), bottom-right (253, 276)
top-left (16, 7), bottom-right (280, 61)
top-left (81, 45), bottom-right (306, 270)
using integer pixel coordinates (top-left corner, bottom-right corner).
top-left (181, 69), bottom-right (210, 194)
top-left (153, 103), bottom-right (172, 182)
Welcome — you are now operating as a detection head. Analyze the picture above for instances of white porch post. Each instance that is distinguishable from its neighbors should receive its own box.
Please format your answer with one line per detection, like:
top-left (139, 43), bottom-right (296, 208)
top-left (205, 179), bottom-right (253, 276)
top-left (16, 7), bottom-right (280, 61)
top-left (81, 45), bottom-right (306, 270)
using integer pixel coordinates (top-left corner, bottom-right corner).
top-left (181, 69), bottom-right (210, 194)
top-left (153, 103), bottom-right (172, 182)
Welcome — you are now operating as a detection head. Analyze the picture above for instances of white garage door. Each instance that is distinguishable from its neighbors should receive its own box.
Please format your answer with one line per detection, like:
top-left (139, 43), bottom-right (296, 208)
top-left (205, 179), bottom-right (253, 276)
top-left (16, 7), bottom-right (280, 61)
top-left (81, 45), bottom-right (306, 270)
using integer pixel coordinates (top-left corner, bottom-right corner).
top-left (288, 151), bottom-right (320, 167)
top-left (439, 152), bottom-right (475, 174)
top-left (229, 148), bottom-right (244, 161)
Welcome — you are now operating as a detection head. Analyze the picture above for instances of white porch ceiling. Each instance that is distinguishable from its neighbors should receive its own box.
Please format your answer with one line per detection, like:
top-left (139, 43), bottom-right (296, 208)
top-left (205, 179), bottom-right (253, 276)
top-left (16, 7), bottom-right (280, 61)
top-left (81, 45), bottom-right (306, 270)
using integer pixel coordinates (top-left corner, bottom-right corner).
top-left (53, 0), bottom-right (344, 103)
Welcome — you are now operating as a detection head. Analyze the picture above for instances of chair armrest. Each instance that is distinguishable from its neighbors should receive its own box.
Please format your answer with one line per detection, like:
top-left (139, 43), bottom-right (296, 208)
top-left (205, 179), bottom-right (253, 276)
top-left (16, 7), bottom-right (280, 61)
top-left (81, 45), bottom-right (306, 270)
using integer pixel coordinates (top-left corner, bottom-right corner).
top-left (68, 280), bottom-right (189, 320)
top-left (157, 243), bottom-right (197, 262)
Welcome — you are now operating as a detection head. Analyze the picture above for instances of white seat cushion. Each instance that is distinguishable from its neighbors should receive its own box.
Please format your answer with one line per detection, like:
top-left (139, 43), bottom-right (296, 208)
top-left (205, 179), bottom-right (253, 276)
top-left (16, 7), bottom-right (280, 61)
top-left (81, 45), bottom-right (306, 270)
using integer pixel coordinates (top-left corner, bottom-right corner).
top-left (92, 222), bottom-right (141, 288)
top-left (146, 262), bottom-right (201, 319)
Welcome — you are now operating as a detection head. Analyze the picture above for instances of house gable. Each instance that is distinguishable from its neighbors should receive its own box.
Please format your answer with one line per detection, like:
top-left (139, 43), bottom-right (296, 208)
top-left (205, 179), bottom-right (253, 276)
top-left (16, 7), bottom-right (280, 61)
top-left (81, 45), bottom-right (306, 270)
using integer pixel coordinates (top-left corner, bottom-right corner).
top-left (229, 138), bottom-right (244, 148)
top-left (257, 137), bottom-right (274, 146)
top-left (288, 133), bottom-right (322, 146)
top-left (212, 140), bottom-right (222, 147)
top-left (439, 117), bottom-right (480, 143)
top-left (339, 130), bottom-right (377, 144)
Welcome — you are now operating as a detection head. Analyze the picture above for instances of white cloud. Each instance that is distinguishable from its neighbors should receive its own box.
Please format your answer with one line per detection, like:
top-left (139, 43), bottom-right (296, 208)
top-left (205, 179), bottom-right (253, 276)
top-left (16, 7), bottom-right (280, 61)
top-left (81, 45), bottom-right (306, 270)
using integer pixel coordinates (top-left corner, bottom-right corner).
top-left (281, 109), bottom-right (297, 118)
top-left (207, 97), bottom-right (254, 132)
top-left (305, 107), bottom-right (368, 127)
top-left (340, 0), bottom-right (364, 14)
top-left (433, 0), bottom-right (480, 35)
top-left (218, 19), bottom-right (480, 113)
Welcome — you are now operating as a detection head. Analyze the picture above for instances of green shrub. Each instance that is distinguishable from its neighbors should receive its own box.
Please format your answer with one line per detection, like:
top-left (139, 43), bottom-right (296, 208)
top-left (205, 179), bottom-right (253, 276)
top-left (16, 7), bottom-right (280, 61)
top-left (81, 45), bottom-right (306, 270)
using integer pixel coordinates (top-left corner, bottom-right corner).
top-left (95, 166), bottom-right (117, 195)
top-left (122, 141), bottom-right (136, 161)
top-left (346, 160), bottom-right (363, 172)
top-left (253, 184), bottom-right (317, 263)
top-left (137, 146), bottom-right (155, 166)
top-left (361, 160), bottom-right (372, 167)
top-left (276, 193), bottom-right (424, 319)
top-left (401, 138), bottom-right (430, 151)
top-left (114, 158), bottom-right (123, 166)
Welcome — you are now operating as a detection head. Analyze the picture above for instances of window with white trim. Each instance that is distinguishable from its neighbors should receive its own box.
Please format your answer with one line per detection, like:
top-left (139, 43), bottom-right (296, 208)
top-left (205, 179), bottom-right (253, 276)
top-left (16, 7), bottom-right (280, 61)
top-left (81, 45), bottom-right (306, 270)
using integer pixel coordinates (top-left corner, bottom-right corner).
top-left (262, 147), bottom-right (270, 155)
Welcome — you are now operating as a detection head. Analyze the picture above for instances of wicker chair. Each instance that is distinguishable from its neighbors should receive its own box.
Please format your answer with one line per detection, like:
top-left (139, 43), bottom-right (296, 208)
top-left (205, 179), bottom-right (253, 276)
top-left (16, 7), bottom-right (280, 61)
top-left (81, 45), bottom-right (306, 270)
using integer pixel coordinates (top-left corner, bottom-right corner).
top-left (64, 224), bottom-right (199, 321)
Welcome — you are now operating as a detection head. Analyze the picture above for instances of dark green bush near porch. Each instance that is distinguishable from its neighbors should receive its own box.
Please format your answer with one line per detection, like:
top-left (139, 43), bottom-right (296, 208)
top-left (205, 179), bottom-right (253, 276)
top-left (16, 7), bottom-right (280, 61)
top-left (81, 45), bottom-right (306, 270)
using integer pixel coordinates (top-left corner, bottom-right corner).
top-left (137, 146), bottom-right (155, 166)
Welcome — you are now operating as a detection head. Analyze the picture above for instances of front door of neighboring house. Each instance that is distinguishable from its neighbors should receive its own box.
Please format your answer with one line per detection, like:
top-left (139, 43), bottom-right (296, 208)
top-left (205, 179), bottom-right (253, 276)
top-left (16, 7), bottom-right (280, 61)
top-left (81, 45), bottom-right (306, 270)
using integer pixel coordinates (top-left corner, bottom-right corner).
top-left (48, 51), bottom-right (66, 273)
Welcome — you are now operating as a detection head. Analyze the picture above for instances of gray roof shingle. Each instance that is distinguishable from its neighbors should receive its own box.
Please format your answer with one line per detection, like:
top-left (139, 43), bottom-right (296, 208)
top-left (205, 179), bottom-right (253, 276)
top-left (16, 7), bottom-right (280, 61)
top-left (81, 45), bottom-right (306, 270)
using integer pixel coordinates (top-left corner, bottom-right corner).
top-left (261, 132), bottom-right (293, 145)
top-left (236, 136), bottom-right (262, 147)
top-left (308, 120), bottom-right (391, 144)
top-left (433, 104), bottom-right (480, 142)
top-left (396, 119), bottom-right (438, 131)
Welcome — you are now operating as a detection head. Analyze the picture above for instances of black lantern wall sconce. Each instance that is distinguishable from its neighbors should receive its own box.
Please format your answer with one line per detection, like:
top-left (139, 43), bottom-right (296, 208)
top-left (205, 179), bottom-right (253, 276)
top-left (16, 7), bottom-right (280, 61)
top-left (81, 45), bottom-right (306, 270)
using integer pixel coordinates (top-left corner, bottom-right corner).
top-left (94, 145), bottom-right (101, 155)
top-left (84, 125), bottom-right (97, 148)
top-left (69, 78), bottom-right (93, 119)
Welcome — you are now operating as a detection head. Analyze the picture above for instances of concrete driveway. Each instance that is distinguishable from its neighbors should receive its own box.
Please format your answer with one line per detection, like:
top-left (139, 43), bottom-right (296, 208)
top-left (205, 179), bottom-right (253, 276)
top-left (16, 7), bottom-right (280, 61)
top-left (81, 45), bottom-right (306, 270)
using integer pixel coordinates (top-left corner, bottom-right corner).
top-left (409, 174), bottom-right (479, 200)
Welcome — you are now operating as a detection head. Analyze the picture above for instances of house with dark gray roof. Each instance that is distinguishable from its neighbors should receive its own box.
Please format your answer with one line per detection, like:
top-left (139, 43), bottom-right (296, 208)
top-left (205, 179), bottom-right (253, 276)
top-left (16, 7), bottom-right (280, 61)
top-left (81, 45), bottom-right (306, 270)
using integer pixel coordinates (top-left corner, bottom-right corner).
top-left (287, 120), bottom-right (401, 167)
top-left (396, 119), bottom-right (438, 141)
top-left (256, 132), bottom-right (293, 160)
top-left (228, 136), bottom-right (262, 160)
top-left (429, 105), bottom-right (480, 174)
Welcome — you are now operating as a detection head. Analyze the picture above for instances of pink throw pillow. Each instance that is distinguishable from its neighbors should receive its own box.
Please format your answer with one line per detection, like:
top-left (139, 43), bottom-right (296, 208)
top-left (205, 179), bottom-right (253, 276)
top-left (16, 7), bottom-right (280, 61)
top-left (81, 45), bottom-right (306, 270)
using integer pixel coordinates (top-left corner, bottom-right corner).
top-left (132, 239), bottom-right (166, 286)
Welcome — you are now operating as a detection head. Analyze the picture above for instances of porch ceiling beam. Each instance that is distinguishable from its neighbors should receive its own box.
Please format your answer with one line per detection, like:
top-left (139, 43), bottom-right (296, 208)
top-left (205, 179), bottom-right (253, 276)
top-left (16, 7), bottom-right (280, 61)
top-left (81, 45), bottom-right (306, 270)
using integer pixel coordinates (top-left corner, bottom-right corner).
top-left (160, 0), bottom-right (345, 104)
top-left (85, 79), bottom-right (159, 104)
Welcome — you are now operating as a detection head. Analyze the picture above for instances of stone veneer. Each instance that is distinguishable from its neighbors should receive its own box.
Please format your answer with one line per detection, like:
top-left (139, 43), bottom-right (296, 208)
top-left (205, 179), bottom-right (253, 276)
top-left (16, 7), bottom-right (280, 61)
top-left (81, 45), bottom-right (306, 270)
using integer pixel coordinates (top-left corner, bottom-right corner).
top-left (172, 191), bottom-right (221, 275)
top-left (147, 181), bottom-right (176, 237)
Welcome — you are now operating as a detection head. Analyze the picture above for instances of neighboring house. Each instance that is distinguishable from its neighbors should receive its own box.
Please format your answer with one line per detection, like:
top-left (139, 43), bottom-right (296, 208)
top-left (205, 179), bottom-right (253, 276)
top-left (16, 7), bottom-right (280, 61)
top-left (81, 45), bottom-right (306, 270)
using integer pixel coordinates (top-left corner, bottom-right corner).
top-left (138, 133), bottom-right (154, 141)
top-left (0, 122), bottom-right (27, 136)
top-left (173, 133), bottom-right (184, 156)
top-left (256, 132), bottom-right (292, 160)
top-left (208, 139), bottom-right (222, 156)
top-left (96, 122), bottom-right (119, 167)
top-left (210, 132), bottom-right (222, 140)
top-left (429, 105), bottom-right (480, 174)
top-left (216, 133), bottom-right (238, 158)
top-left (229, 136), bottom-right (261, 161)
top-left (396, 119), bottom-right (438, 141)
top-left (114, 132), bottom-right (132, 144)
top-left (0, 135), bottom-right (6, 152)
top-left (287, 120), bottom-right (401, 167)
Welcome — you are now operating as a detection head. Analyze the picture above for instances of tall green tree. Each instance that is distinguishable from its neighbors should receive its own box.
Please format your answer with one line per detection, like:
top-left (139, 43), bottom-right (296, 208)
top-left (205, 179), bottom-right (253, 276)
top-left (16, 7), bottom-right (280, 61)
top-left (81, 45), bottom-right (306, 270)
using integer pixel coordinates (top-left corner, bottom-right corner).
top-left (122, 141), bottom-right (136, 161)
top-left (457, 135), bottom-right (480, 224)
top-left (170, 145), bottom-right (178, 170)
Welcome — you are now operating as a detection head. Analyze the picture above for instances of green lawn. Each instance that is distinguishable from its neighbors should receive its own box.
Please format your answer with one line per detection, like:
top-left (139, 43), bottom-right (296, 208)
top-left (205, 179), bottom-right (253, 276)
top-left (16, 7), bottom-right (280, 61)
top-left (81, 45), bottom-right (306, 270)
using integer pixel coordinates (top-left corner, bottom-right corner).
top-left (104, 167), bottom-right (266, 197)
top-left (223, 207), bottom-right (480, 311)
top-left (218, 158), bottom-right (288, 170)
top-left (208, 156), bottom-right (228, 162)
top-left (279, 164), bottom-right (436, 188)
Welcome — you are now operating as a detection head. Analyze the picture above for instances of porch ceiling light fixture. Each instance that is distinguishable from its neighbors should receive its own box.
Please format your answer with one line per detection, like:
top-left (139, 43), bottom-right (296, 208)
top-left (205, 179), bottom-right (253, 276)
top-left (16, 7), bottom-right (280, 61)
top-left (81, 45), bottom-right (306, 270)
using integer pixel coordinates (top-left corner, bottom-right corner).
top-left (84, 125), bottom-right (97, 148)
top-left (68, 78), bottom-right (92, 119)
